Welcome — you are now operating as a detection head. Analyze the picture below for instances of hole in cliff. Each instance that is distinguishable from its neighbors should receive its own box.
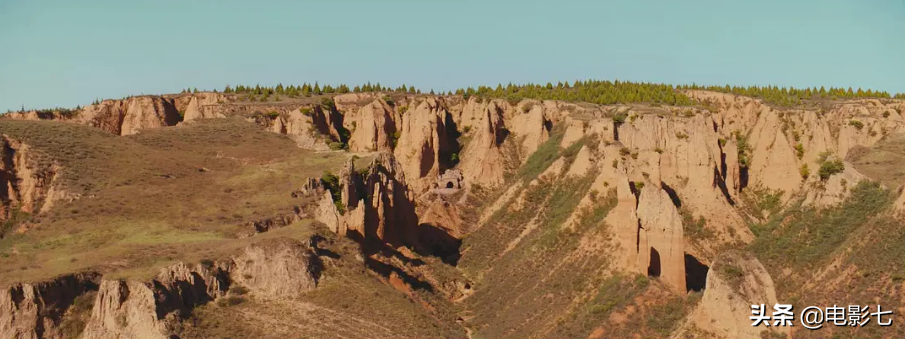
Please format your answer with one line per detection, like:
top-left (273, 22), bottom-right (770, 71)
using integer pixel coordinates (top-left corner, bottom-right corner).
top-left (713, 166), bottom-right (735, 206)
top-left (635, 220), bottom-right (641, 252)
top-left (685, 253), bottom-right (709, 292)
top-left (647, 247), bottom-right (661, 278)
top-left (446, 182), bottom-right (455, 189)
top-left (495, 127), bottom-right (510, 145)
top-left (720, 152), bottom-right (728, 177)
top-left (661, 182), bottom-right (682, 208)
top-left (417, 223), bottom-right (462, 266)
top-left (712, 121), bottom-right (719, 133)
top-left (613, 121), bottom-right (621, 141)
top-left (739, 166), bottom-right (749, 191)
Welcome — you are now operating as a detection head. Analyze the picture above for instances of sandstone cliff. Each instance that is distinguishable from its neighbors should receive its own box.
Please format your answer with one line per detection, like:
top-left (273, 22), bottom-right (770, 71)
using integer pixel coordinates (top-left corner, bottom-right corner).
top-left (673, 252), bottom-right (788, 339)
top-left (0, 136), bottom-right (59, 224)
top-left (80, 238), bottom-right (319, 339)
top-left (636, 185), bottom-right (686, 294)
top-left (0, 273), bottom-right (99, 339)
top-left (182, 92), bottom-right (227, 122)
top-left (346, 99), bottom-right (397, 153)
top-left (78, 97), bottom-right (181, 136)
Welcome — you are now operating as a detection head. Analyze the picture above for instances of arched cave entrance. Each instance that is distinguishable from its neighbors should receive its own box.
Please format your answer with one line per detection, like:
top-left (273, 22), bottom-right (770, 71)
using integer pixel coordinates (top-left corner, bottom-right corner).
top-left (446, 181), bottom-right (455, 189)
top-left (647, 247), bottom-right (661, 278)
top-left (684, 253), bottom-right (709, 292)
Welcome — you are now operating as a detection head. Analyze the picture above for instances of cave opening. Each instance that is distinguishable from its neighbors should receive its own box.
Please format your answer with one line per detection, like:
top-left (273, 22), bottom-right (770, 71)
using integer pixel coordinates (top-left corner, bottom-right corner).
top-left (446, 182), bottom-right (454, 189)
top-left (647, 247), bottom-right (661, 278)
top-left (684, 253), bottom-right (709, 292)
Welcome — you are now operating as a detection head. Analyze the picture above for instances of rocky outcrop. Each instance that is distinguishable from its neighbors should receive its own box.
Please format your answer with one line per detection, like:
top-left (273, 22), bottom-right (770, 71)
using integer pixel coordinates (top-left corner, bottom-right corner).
top-left (270, 109), bottom-right (330, 150)
top-left (1, 136), bottom-right (58, 224)
top-left (80, 238), bottom-right (318, 339)
top-left (636, 186), bottom-right (686, 294)
top-left (803, 163), bottom-right (868, 207)
top-left (81, 262), bottom-right (229, 339)
top-left (673, 252), bottom-right (787, 339)
top-left (77, 97), bottom-right (180, 136)
top-left (458, 100), bottom-right (509, 187)
top-left (307, 153), bottom-right (420, 249)
top-left (393, 98), bottom-right (454, 192)
top-left (346, 99), bottom-right (397, 153)
top-left (0, 273), bottom-right (99, 339)
top-left (231, 239), bottom-right (321, 298)
top-left (508, 101), bottom-right (550, 157)
top-left (182, 93), bottom-right (226, 122)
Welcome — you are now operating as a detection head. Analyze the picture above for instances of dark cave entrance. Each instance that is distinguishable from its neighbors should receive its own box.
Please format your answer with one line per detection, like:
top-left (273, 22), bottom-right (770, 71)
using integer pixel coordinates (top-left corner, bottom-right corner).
top-left (647, 247), bottom-right (661, 278)
top-left (684, 253), bottom-right (709, 292)
top-left (446, 182), bottom-right (455, 189)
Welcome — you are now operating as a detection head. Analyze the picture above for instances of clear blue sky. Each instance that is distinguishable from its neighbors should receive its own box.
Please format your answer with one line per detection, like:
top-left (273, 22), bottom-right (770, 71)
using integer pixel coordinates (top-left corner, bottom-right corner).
top-left (1, 0), bottom-right (903, 111)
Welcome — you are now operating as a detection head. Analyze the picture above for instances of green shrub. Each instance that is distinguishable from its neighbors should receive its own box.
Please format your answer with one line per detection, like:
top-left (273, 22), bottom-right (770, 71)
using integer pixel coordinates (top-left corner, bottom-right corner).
top-left (817, 151), bottom-right (844, 181)
top-left (794, 143), bottom-right (804, 159)
top-left (799, 164), bottom-right (810, 179)
top-left (849, 120), bottom-right (864, 130)
top-left (619, 147), bottom-right (631, 156)
top-left (613, 112), bottom-right (628, 124)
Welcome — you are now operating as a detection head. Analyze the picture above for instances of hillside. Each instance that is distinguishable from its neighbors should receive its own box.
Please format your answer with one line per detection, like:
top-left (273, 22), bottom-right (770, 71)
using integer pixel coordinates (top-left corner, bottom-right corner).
top-left (2, 85), bottom-right (905, 339)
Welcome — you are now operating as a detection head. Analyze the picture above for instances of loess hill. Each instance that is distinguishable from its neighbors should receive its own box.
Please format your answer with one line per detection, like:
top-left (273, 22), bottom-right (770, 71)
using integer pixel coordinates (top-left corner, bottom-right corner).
top-left (2, 84), bottom-right (905, 339)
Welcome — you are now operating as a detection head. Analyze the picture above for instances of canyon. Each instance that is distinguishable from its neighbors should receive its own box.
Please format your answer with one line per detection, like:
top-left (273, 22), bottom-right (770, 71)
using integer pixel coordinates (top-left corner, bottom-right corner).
top-left (2, 87), bottom-right (905, 339)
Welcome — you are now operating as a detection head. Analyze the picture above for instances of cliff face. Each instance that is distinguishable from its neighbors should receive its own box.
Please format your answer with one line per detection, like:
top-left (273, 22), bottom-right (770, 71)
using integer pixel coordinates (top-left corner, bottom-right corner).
top-left (0, 273), bottom-right (99, 339)
top-left (0, 136), bottom-right (59, 225)
top-left (76, 97), bottom-right (181, 136)
top-left (636, 186), bottom-right (686, 294)
top-left (673, 252), bottom-right (788, 339)
top-left (0, 238), bottom-right (321, 339)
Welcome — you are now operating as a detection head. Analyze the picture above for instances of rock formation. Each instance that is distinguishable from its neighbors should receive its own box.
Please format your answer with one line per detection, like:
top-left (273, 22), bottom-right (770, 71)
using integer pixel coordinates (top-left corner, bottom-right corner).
top-left (231, 239), bottom-right (321, 298)
top-left (393, 98), bottom-right (454, 192)
top-left (77, 97), bottom-right (181, 136)
top-left (458, 100), bottom-right (509, 187)
top-left (79, 238), bottom-right (318, 339)
top-left (636, 185), bottom-right (686, 294)
top-left (0, 136), bottom-right (58, 224)
top-left (307, 153), bottom-right (421, 249)
top-left (0, 273), bottom-right (99, 339)
top-left (673, 252), bottom-right (788, 339)
top-left (182, 92), bottom-right (227, 122)
top-left (346, 99), bottom-right (397, 153)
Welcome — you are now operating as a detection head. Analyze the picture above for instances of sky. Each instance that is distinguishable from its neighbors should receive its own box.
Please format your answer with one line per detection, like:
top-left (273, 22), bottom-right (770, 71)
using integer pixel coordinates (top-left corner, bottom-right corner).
top-left (1, 0), bottom-right (903, 111)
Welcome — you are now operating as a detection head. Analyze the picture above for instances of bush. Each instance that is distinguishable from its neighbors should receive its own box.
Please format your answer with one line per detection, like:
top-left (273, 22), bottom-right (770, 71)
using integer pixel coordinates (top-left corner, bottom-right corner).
top-left (328, 142), bottom-right (346, 151)
top-left (619, 147), bottom-right (631, 156)
top-left (265, 111), bottom-right (280, 119)
top-left (817, 151), bottom-right (844, 181)
top-left (321, 97), bottom-right (335, 108)
top-left (794, 143), bottom-right (804, 159)
top-left (613, 112), bottom-right (627, 124)
top-left (799, 164), bottom-right (810, 179)
top-left (849, 120), bottom-right (864, 130)
top-left (883, 111), bottom-right (891, 118)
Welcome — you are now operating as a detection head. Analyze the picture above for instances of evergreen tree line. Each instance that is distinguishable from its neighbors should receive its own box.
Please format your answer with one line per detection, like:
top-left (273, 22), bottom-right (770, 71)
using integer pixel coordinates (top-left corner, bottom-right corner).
top-left (220, 82), bottom-right (423, 97)
top-left (181, 80), bottom-right (904, 107)
top-left (453, 80), bottom-right (694, 106)
top-left (681, 84), bottom-right (900, 107)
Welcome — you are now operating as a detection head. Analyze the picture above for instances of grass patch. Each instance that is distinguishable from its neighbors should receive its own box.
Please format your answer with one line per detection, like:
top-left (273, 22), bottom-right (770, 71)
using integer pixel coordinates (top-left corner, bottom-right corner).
top-left (750, 181), bottom-right (890, 270)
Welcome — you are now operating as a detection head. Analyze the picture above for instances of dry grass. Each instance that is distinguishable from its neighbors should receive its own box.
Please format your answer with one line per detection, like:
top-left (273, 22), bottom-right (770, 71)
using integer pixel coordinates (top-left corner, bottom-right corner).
top-left (0, 118), bottom-right (349, 284)
top-left (848, 132), bottom-right (905, 189)
top-left (176, 231), bottom-right (464, 339)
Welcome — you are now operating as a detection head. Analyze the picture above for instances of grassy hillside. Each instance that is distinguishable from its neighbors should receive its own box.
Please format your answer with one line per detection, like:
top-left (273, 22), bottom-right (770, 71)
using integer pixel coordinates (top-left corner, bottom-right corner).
top-left (0, 118), bottom-right (349, 284)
